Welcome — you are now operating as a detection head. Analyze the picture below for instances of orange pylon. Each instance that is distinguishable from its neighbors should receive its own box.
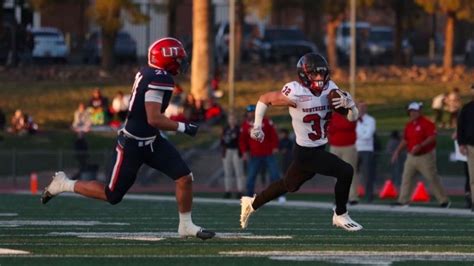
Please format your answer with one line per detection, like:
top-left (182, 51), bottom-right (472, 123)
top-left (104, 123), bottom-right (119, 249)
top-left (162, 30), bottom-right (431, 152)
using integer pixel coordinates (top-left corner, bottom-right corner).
top-left (357, 184), bottom-right (365, 197)
top-left (379, 179), bottom-right (398, 199)
top-left (411, 181), bottom-right (430, 202)
top-left (30, 172), bottom-right (38, 195)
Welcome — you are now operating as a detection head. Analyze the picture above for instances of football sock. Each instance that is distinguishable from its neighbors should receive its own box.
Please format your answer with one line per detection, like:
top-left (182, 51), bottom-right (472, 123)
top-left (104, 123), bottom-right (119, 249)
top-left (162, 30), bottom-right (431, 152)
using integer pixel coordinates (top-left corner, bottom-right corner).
top-left (252, 179), bottom-right (287, 210)
top-left (179, 212), bottom-right (200, 234)
top-left (334, 178), bottom-right (350, 215)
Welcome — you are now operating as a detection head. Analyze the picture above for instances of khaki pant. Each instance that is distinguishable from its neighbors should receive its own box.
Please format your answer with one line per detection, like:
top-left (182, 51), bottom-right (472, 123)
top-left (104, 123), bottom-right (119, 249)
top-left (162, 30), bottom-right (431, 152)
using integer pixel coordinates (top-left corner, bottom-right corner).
top-left (398, 151), bottom-right (449, 204)
top-left (222, 148), bottom-right (245, 192)
top-left (467, 145), bottom-right (474, 205)
top-left (330, 145), bottom-right (358, 201)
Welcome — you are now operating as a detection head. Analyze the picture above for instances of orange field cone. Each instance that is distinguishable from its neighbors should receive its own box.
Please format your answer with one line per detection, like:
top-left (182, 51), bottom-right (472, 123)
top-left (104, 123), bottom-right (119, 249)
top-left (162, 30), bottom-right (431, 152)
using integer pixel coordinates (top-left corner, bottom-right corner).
top-left (30, 172), bottom-right (38, 195)
top-left (379, 179), bottom-right (398, 199)
top-left (411, 181), bottom-right (430, 202)
top-left (357, 184), bottom-right (365, 197)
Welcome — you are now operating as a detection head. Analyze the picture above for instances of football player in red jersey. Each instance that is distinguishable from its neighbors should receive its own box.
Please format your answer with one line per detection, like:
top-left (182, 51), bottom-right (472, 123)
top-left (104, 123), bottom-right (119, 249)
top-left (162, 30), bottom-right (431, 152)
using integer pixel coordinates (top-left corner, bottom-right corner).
top-left (41, 38), bottom-right (215, 240)
top-left (240, 53), bottom-right (363, 231)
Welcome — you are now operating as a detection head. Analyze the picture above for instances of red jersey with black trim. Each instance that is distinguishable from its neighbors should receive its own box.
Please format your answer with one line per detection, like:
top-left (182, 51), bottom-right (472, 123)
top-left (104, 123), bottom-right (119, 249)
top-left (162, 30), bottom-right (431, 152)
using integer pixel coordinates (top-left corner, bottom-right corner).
top-left (404, 115), bottom-right (436, 154)
top-left (124, 66), bottom-right (174, 138)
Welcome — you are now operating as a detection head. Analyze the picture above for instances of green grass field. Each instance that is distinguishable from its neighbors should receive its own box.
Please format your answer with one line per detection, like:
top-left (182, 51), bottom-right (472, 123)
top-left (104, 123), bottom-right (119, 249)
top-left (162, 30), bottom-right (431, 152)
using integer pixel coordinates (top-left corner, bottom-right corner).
top-left (1, 193), bottom-right (473, 265)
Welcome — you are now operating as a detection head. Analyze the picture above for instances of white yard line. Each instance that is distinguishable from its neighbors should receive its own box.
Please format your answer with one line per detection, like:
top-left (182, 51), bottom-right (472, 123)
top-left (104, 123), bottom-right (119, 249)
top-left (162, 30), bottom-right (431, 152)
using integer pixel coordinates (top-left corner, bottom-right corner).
top-left (48, 231), bottom-right (292, 241)
top-left (221, 251), bottom-right (474, 264)
top-left (0, 220), bottom-right (129, 227)
top-left (0, 213), bottom-right (18, 217)
top-left (0, 248), bottom-right (30, 255)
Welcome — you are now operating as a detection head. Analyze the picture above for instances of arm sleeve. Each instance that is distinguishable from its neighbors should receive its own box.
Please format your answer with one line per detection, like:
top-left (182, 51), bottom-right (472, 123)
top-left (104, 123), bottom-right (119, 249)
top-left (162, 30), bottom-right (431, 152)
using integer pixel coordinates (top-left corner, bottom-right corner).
top-left (145, 90), bottom-right (164, 103)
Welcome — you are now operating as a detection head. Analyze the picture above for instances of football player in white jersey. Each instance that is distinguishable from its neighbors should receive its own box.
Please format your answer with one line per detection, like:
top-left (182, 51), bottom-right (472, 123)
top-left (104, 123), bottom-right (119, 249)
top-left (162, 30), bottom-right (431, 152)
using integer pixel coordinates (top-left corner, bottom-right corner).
top-left (240, 53), bottom-right (363, 231)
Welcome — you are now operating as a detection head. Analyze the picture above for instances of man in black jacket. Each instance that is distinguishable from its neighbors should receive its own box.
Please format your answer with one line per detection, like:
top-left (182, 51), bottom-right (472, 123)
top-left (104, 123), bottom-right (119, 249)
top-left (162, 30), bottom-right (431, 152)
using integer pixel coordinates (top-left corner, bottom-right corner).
top-left (457, 84), bottom-right (474, 212)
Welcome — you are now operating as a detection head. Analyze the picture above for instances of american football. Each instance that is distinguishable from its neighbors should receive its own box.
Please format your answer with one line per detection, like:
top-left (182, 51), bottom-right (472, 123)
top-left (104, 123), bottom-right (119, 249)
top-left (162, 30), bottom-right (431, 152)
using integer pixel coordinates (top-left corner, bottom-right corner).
top-left (327, 89), bottom-right (349, 115)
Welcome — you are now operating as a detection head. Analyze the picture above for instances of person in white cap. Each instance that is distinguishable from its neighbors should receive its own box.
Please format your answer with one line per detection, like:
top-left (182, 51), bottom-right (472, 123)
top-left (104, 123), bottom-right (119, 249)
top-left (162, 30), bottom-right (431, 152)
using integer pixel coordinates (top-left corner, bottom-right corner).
top-left (391, 102), bottom-right (450, 207)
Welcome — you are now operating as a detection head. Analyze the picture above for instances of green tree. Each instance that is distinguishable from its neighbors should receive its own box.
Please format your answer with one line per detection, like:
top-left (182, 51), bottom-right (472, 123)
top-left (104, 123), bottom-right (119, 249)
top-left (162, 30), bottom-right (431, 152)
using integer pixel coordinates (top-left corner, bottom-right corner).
top-left (416, 0), bottom-right (474, 70)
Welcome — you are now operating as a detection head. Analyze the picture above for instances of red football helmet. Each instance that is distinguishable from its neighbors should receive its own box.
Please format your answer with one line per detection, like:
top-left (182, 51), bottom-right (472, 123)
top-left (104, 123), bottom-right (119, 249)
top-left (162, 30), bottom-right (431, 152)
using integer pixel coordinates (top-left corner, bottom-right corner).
top-left (148, 37), bottom-right (188, 75)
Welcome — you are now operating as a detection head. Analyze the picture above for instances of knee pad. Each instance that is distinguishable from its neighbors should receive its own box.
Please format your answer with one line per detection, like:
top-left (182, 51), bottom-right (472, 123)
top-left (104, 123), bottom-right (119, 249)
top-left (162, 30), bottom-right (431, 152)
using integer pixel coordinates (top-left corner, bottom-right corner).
top-left (106, 189), bottom-right (125, 205)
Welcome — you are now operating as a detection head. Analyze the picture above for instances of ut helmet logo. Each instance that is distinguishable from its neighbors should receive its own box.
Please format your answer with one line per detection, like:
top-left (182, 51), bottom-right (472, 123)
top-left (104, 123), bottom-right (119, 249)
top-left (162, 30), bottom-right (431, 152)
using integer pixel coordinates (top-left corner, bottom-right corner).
top-left (162, 47), bottom-right (180, 57)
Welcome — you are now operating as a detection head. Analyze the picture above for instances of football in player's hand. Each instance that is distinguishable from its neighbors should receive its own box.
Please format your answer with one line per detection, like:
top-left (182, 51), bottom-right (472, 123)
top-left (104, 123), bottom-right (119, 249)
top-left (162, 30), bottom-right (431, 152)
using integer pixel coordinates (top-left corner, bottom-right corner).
top-left (327, 89), bottom-right (349, 115)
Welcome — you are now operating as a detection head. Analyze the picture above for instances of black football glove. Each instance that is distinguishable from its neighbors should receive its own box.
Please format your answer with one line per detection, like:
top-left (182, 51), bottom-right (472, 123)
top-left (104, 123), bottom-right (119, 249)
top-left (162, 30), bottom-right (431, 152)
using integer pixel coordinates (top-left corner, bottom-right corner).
top-left (184, 123), bottom-right (199, 137)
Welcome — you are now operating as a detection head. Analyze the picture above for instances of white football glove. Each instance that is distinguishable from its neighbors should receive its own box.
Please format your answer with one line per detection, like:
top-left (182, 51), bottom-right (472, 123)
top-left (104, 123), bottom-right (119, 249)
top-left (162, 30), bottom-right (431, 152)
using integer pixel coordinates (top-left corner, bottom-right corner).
top-left (332, 90), bottom-right (355, 109)
top-left (250, 127), bottom-right (265, 143)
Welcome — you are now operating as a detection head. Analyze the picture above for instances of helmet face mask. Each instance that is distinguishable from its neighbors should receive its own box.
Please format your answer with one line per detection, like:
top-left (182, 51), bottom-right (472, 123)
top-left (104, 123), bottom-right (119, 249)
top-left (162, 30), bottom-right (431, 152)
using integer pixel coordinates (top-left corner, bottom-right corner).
top-left (297, 53), bottom-right (330, 94)
top-left (148, 37), bottom-right (187, 75)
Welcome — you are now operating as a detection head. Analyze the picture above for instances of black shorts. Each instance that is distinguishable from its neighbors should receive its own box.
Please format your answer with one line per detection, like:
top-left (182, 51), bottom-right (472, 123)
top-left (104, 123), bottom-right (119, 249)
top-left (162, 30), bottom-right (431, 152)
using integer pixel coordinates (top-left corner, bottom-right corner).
top-left (105, 133), bottom-right (190, 196)
top-left (285, 144), bottom-right (353, 181)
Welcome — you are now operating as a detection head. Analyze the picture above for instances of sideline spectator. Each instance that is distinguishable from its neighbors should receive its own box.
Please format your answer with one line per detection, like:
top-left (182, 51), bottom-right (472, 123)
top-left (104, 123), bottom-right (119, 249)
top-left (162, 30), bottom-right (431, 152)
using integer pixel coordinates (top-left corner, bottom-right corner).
top-left (355, 101), bottom-right (376, 203)
top-left (445, 87), bottom-right (462, 129)
top-left (328, 112), bottom-right (359, 204)
top-left (391, 102), bottom-right (450, 207)
top-left (457, 84), bottom-right (474, 211)
top-left (88, 88), bottom-right (109, 126)
top-left (111, 91), bottom-right (130, 122)
top-left (9, 109), bottom-right (26, 135)
top-left (386, 130), bottom-right (405, 187)
top-left (239, 104), bottom-right (282, 201)
top-left (72, 102), bottom-right (91, 134)
top-left (204, 99), bottom-right (224, 125)
top-left (221, 113), bottom-right (245, 198)
top-left (431, 93), bottom-right (446, 128)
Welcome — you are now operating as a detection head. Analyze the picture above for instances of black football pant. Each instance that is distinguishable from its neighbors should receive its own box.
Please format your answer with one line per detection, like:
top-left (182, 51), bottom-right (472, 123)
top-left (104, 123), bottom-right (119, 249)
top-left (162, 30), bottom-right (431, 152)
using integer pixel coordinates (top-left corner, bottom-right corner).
top-left (104, 133), bottom-right (190, 204)
top-left (252, 144), bottom-right (353, 215)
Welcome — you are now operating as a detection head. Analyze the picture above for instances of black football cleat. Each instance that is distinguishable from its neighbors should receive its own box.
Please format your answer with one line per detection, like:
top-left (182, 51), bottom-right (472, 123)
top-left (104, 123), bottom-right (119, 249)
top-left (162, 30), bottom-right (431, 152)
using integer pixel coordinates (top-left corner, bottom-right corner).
top-left (196, 229), bottom-right (216, 240)
top-left (41, 189), bottom-right (54, 204)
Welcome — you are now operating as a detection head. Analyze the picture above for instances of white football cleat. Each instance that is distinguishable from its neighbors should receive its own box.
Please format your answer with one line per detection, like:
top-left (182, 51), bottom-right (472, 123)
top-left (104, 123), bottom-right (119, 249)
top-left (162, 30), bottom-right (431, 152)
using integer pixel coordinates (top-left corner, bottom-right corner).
top-left (41, 171), bottom-right (71, 204)
top-left (240, 195), bottom-right (256, 229)
top-left (332, 211), bottom-right (363, 231)
top-left (178, 223), bottom-right (215, 240)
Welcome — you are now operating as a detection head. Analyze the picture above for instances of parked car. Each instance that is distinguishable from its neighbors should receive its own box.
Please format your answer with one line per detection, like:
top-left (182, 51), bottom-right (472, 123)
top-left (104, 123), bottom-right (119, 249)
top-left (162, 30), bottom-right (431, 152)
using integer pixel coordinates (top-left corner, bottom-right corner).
top-left (465, 39), bottom-right (474, 66)
top-left (366, 26), bottom-right (413, 65)
top-left (82, 31), bottom-right (137, 64)
top-left (31, 27), bottom-right (69, 62)
top-left (214, 21), bottom-right (255, 64)
top-left (254, 27), bottom-right (318, 63)
top-left (335, 21), bottom-right (371, 63)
